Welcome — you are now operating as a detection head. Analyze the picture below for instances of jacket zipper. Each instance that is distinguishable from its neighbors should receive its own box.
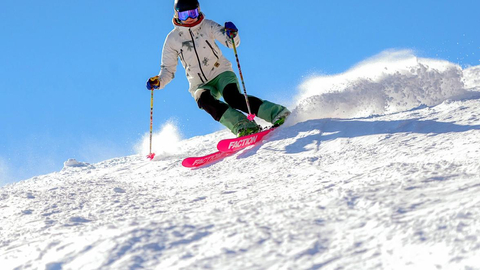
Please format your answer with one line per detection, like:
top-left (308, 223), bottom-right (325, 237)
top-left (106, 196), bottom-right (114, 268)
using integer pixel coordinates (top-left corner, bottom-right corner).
top-left (181, 49), bottom-right (204, 83)
top-left (189, 29), bottom-right (208, 82)
top-left (197, 73), bottom-right (205, 83)
top-left (179, 49), bottom-right (186, 67)
top-left (205, 40), bottom-right (219, 59)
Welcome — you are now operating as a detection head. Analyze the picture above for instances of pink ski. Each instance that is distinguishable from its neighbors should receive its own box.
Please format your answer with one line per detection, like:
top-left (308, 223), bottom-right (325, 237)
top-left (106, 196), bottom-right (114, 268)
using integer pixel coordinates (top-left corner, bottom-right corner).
top-left (182, 128), bottom-right (276, 168)
top-left (182, 150), bottom-right (235, 168)
top-left (217, 128), bottom-right (275, 152)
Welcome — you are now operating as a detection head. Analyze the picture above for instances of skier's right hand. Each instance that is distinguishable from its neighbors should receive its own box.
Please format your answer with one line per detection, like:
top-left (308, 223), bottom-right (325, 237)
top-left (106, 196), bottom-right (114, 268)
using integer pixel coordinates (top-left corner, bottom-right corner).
top-left (146, 76), bottom-right (160, 90)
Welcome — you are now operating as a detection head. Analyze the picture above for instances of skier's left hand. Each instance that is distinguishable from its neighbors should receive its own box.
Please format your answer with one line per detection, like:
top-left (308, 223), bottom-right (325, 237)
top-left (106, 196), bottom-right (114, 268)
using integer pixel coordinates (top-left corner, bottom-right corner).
top-left (146, 76), bottom-right (160, 90)
top-left (225, 22), bottom-right (238, 38)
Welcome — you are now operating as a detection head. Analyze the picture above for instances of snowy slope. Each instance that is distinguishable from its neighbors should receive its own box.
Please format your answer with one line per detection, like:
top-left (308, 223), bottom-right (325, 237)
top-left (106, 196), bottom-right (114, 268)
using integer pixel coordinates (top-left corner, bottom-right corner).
top-left (1, 53), bottom-right (480, 269)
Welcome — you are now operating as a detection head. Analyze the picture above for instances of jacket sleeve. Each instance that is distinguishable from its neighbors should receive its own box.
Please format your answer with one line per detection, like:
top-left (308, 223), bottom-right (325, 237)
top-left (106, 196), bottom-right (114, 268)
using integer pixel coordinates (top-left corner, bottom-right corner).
top-left (209, 20), bottom-right (241, 49)
top-left (158, 34), bottom-right (178, 89)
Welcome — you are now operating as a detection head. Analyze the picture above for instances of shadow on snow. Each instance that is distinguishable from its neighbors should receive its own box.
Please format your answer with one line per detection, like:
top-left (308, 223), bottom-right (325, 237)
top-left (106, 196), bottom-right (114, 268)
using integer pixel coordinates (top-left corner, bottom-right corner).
top-left (268, 117), bottom-right (480, 155)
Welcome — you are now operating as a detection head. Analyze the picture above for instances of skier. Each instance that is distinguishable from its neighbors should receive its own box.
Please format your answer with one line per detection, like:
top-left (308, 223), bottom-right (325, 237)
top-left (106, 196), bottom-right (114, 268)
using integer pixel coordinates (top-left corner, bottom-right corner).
top-left (146, 0), bottom-right (290, 137)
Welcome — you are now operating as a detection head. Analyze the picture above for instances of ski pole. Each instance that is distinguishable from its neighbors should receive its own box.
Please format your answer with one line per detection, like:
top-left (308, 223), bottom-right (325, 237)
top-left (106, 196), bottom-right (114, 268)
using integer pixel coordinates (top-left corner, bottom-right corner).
top-left (147, 88), bottom-right (156, 160)
top-left (231, 37), bottom-right (255, 121)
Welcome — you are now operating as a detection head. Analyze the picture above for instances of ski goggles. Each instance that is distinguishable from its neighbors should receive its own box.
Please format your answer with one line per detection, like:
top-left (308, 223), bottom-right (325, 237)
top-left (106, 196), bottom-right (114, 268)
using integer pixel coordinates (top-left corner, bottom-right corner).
top-left (177, 8), bottom-right (200, 21)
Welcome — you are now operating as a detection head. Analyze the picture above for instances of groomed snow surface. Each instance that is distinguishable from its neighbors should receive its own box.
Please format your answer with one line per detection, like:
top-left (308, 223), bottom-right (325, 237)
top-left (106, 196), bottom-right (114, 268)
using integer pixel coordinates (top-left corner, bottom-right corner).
top-left (1, 52), bottom-right (480, 269)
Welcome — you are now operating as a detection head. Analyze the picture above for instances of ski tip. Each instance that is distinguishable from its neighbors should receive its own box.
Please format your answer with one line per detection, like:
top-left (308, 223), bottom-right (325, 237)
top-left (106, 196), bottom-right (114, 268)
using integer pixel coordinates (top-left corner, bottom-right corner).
top-left (181, 159), bottom-right (191, 167)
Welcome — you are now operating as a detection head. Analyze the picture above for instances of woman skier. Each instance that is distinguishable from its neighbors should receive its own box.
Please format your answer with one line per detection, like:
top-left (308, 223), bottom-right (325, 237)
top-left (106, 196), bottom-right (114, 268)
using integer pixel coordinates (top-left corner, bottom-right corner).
top-left (146, 0), bottom-right (290, 137)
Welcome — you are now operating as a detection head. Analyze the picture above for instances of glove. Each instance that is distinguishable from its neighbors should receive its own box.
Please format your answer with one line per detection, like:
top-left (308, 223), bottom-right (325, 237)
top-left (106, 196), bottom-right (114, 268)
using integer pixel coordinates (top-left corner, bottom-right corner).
top-left (224, 22), bottom-right (238, 39)
top-left (146, 76), bottom-right (160, 90)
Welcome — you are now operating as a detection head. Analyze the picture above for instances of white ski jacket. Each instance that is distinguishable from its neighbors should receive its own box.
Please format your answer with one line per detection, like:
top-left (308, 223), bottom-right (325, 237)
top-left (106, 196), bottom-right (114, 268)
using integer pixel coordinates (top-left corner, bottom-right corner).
top-left (157, 15), bottom-right (240, 97)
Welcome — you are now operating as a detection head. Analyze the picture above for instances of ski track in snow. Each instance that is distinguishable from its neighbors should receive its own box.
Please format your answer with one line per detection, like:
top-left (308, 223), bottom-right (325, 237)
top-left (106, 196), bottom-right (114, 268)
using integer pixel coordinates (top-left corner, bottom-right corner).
top-left (1, 55), bottom-right (480, 269)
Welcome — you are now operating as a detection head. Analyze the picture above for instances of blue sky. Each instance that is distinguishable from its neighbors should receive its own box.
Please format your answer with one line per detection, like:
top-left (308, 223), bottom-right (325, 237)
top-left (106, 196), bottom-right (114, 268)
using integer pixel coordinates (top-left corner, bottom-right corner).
top-left (1, 0), bottom-right (479, 185)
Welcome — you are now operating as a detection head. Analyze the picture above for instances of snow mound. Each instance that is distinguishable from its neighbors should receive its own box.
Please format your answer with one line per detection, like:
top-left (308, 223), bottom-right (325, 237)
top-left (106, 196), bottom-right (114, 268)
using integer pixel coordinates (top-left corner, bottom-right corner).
top-left (63, 159), bottom-right (89, 168)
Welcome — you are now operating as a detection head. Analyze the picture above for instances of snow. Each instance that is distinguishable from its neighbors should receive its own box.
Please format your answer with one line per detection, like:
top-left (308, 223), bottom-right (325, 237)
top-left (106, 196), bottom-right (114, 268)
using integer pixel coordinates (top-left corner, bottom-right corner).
top-left (1, 52), bottom-right (480, 269)
top-left (63, 159), bottom-right (90, 168)
top-left (292, 50), bottom-right (478, 124)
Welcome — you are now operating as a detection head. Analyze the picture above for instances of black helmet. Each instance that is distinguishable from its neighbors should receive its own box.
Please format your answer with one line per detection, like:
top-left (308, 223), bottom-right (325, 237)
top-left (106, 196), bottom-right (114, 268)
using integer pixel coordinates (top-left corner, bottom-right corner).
top-left (174, 0), bottom-right (199, 12)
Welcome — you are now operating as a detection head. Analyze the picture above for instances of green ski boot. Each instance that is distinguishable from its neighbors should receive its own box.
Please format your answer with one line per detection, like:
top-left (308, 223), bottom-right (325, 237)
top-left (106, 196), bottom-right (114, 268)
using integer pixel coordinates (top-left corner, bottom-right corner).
top-left (237, 124), bottom-right (261, 137)
top-left (272, 108), bottom-right (291, 127)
